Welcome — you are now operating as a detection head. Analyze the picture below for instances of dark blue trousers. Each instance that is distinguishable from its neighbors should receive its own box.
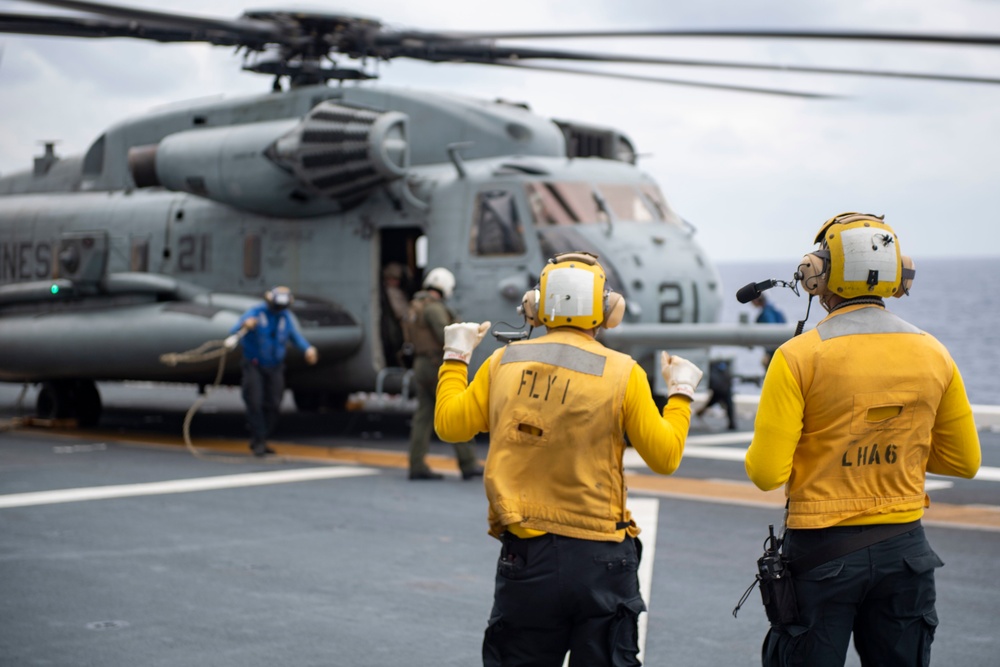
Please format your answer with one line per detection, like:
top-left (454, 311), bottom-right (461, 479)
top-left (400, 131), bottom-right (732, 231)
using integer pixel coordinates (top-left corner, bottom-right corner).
top-left (240, 359), bottom-right (285, 453)
top-left (763, 522), bottom-right (941, 667)
top-left (483, 532), bottom-right (645, 667)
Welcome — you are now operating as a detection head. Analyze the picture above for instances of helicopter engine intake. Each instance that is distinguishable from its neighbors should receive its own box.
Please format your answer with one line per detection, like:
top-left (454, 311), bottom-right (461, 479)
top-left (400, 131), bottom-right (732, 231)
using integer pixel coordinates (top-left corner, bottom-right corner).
top-left (128, 102), bottom-right (410, 217)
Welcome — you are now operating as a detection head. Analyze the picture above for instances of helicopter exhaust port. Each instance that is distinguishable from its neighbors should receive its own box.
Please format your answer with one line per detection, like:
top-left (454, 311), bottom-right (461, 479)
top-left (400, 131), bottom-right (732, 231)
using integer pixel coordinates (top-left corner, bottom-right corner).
top-left (267, 102), bottom-right (409, 201)
top-left (127, 102), bottom-right (410, 217)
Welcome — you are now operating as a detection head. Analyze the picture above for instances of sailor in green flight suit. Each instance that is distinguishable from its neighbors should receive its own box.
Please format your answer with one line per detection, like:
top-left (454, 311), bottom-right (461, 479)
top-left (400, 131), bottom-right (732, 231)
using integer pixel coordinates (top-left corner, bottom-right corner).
top-left (404, 267), bottom-right (483, 480)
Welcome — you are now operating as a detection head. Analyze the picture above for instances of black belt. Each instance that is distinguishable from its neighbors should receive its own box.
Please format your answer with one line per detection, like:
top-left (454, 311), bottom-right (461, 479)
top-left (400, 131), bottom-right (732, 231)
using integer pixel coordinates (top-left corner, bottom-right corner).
top-left (785, 520), bottom-right (920, 576)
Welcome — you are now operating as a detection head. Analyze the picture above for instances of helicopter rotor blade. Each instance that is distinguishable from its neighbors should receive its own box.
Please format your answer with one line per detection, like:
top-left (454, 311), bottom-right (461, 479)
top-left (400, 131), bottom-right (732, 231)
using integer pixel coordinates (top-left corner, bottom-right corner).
top-left (0, 12), bottom-right (241, 44)
top-left (408, 42), bottom-right (1000, 88)
top-left (404, 28), bottom-right (1000, 48)
top-left (11, 0), bottom-right (280, 41)
top-left (4, 1), bottom-right (1000, 90)
top-left (474, 59), bottom-right (838, 99)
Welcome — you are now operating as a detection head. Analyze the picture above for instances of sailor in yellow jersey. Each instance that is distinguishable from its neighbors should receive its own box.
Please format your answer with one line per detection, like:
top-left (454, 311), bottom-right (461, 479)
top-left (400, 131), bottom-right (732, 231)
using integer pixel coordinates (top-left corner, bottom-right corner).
top-left (745, 213), bottom-right (981, 667)
top-left (434, 252), bottom-right (703, 667)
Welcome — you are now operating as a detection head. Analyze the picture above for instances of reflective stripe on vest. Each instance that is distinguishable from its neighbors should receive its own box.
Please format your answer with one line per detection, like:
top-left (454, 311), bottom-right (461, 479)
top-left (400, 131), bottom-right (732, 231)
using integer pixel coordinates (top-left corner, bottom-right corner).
top-left (500, 342), bottom-right (607, 376)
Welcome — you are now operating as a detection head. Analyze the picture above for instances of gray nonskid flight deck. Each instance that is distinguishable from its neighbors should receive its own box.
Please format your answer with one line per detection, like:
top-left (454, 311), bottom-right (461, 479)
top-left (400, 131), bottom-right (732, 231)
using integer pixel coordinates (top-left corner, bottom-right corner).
top-left (2, 383), bottom-right (999, 666)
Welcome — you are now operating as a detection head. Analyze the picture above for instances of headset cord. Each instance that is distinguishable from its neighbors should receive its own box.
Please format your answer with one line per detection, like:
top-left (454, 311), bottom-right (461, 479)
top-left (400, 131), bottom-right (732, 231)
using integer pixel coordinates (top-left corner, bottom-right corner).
top-left (794, 295), bottom-right (815, 337)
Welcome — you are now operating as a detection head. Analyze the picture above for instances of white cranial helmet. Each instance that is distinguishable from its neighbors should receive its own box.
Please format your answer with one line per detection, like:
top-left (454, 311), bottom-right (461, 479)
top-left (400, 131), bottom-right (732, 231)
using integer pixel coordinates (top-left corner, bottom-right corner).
top-left (423, 267), bottom-right (456, 299)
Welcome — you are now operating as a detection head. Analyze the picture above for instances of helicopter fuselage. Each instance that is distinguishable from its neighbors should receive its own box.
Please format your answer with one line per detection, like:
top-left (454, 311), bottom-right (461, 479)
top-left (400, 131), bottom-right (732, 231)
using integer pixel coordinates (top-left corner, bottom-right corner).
top-left (0, 83), bottom-right (790, 419)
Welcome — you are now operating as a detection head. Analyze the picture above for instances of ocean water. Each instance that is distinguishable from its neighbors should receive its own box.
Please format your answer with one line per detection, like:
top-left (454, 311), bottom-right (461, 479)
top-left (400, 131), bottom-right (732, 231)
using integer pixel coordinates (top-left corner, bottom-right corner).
top-left (714, 257), bottom-right (1000, 406)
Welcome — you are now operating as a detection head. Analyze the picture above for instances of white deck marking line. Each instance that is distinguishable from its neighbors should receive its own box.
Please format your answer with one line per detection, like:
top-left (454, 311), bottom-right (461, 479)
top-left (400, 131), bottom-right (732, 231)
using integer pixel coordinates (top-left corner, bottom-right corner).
top-left (686, 432), bottom-right (755, 446)
top-left (626, 446), bottom-right (1000, 484)
top-left (630, 497), bottom-right (659, 666)
top-left (962, 467), bottom-right (1000, 482)
top-left (559, 496), bottom-right (658, 667)
top-left (0, 466), bottom-right (379, 509)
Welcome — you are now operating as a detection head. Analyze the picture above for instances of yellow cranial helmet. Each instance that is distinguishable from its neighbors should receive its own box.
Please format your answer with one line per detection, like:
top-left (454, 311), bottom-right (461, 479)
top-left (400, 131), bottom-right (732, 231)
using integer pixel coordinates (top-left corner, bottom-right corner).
top-left (521, 252), bottom-right (625, 329)
top-left (799, 212), bottom-right (913, 300)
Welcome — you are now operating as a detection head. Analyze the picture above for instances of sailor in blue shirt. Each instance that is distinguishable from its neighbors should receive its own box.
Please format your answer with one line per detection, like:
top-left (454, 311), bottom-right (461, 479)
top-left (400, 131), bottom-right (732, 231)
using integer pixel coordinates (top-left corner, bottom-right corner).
top-left (225, 286), bottom-right (318, 456)
top-left (752, 294), bottom-right (786, 370)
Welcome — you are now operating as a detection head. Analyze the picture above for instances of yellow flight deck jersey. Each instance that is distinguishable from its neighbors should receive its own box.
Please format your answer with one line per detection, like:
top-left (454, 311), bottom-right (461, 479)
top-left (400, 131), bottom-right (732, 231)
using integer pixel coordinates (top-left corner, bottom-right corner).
top-left (435, 328), bottom-right (691, 541)
top-left (746, 303), bottom-right (981, 529)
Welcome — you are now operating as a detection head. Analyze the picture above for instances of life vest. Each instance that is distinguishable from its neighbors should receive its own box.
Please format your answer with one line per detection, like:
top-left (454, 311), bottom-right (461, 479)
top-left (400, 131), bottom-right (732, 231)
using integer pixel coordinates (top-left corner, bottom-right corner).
top-left (781, 305), bottom-right (951, 528)
top-left (403, 291), bottom-right (454, 357)
top-left (483, 330), bottom-right (637, 541)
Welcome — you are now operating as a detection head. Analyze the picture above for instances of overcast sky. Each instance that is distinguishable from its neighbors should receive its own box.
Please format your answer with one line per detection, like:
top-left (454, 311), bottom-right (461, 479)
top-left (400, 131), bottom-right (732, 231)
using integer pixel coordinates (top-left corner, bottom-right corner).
top-left (1, 0), bottom-right (999, 262)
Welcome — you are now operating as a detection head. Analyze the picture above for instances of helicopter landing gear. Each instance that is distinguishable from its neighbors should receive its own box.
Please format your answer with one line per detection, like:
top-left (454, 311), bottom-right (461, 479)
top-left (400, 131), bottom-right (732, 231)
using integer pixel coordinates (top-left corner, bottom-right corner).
top-left (293, 389), bottom-right (347, 413)
top-left (36, 380), bottom-right (103, 427)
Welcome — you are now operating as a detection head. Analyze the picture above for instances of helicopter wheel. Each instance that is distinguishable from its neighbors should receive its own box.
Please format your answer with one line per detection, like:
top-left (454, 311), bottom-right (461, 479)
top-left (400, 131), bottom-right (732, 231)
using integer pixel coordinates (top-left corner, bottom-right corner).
top-left (293, 389), bottom-right (321, 412)
top-left (72, 380), bottom-right (103, 427)
top-left (35, 380), bottom-right (103, 426)
top-left (293, 389), bottom-right (347, 413)
top-left (36, 381), bottom-right (74, 421)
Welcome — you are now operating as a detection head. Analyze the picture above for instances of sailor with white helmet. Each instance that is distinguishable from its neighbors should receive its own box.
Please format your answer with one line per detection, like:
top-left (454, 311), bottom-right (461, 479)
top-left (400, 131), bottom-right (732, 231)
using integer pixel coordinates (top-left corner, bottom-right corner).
top-left (434, 251), bottom-right (703, 665)
top-left (745, 213), bottom-right (981, 666)
top-left (404, 267), bottom-right (482, 480)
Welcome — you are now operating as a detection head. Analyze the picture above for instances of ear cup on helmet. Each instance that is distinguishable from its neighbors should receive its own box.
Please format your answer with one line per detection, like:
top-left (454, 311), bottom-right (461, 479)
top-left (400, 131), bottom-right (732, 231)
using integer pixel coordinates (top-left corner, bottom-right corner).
top-left (893, 255), bottom-right (916, 298)
top-left (520, 289), bottom-right (543, 327)
top-left (797, 253), bottom-right (828, 296)
top-left (603, 291), bottom-right (625, 329)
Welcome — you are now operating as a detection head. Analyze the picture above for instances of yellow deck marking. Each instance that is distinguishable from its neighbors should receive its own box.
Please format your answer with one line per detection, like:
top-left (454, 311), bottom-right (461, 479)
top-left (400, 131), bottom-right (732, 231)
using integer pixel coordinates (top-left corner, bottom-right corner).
top-left (20, 426), bottom-right (1000, 530)
top-left (625, 473), bottom-right (1000, 532)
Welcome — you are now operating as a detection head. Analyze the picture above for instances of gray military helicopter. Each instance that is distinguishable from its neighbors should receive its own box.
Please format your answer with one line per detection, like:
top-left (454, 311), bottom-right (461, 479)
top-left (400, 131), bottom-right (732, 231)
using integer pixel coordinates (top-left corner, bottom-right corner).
top-left (2, 1), bottom-right (998, 426)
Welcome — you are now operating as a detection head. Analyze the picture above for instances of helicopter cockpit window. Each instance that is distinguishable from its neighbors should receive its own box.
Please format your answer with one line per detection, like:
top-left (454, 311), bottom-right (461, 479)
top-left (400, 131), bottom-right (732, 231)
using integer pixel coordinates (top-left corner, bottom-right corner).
top-left (471, 190), bottom-right (526, 256)
top-left (526, 182), bottom-right (679, 226)
top-left (639, 184), bottom-right (684, 227)
top-left (599, 184), bottom-right (658, 222)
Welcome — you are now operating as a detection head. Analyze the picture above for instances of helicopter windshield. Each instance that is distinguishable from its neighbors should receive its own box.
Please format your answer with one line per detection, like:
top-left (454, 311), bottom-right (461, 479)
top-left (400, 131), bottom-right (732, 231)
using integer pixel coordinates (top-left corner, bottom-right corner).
top-left (525, 182), bottom-right (682, 226)
top-left (470, 189), bottom-right (528, 256)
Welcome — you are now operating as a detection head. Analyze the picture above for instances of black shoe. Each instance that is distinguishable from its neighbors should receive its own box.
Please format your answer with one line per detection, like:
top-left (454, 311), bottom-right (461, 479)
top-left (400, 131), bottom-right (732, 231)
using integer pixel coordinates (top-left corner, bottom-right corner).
top-left (252, 446), bottom-right (276, 457)
top-left (408, 470), bottom-right (444, 481)
top-left (461, 466), bottom-right (484, 481)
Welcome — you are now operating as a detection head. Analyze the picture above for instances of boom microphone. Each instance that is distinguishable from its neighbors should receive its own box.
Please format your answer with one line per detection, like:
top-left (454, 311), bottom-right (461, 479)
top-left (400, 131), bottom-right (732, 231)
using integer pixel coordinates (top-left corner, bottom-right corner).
top-left (736, 279), bottom-right (778, 304)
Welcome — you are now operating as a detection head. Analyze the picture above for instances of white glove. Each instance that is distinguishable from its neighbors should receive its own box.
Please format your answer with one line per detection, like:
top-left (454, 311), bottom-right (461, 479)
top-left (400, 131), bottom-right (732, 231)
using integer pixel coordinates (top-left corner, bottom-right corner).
top-left (224, 334), bottom-right (240, 351)
top-left (660, 351), bottom-right (703, 400)
top-left (443, 321), bottom-right (492, 364)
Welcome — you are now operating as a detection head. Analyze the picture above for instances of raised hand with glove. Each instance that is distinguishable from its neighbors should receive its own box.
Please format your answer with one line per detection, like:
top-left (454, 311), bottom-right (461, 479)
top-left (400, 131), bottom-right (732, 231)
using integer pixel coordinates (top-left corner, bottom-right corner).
top-left (223, 317), bottom-right (257, 351)
top-left (443, 321), bottom-right (492, 364)
top-left (660, 351), bottom-right (704, 400)
top-left (223, 330), bottom-right (244, 351)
